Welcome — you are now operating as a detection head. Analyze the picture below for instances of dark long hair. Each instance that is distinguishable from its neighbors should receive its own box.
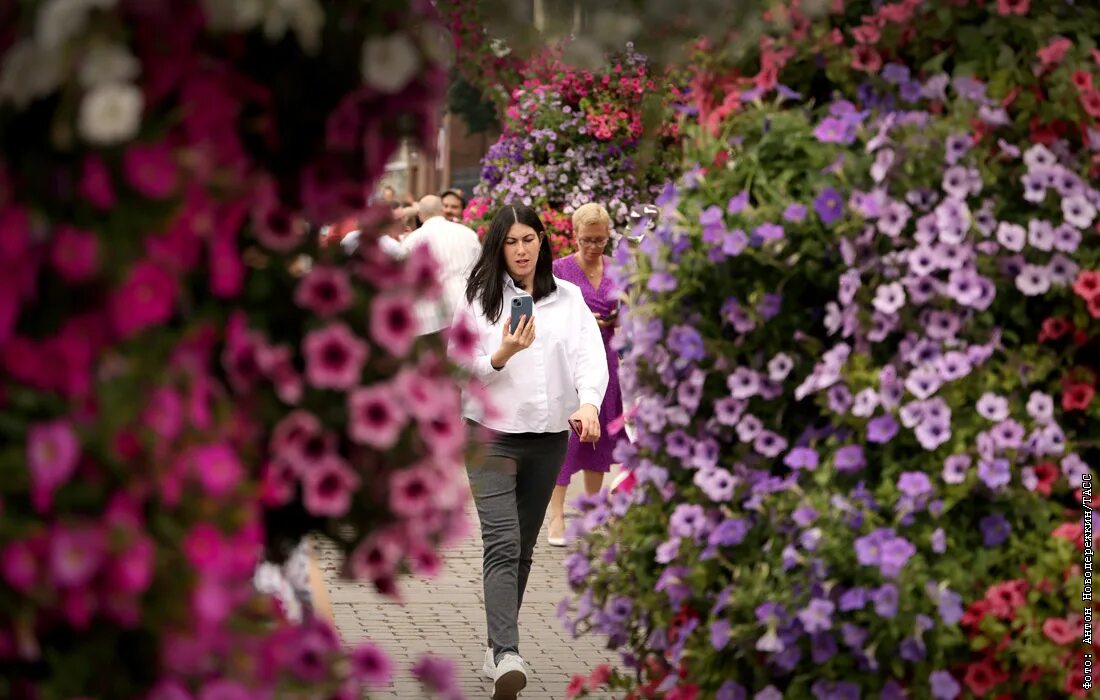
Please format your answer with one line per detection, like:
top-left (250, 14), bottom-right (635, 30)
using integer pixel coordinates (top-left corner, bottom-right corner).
top-left (465, 204), bottom-right (557, 323)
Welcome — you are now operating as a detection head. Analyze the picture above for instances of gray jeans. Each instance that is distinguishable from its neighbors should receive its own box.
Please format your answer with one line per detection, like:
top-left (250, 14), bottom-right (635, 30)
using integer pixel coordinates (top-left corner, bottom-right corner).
top-left (466, 425), bottom-right (568, 663)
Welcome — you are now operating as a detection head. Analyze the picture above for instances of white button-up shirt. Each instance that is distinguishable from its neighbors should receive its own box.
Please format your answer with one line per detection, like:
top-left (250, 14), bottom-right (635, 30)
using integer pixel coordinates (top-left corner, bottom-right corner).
top-left (399, 216), bottom-right (482, 336)
top-left (451, 275), bottom-right (609, 434)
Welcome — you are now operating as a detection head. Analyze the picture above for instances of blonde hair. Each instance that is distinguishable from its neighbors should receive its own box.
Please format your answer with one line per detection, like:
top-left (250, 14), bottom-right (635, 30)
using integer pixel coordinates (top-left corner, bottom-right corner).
top-left (572, 202), bottom-right (611, 234)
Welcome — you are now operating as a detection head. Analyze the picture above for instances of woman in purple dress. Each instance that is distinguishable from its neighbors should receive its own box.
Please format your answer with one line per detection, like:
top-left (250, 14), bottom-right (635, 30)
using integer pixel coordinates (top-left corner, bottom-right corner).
top-left (547, 203), bottom-right (623, 546)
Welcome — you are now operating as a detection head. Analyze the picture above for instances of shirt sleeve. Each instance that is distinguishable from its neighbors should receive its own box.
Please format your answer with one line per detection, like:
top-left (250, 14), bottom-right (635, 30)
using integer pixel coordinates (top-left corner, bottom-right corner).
top-left (573, 292), bottom-right (609, 412)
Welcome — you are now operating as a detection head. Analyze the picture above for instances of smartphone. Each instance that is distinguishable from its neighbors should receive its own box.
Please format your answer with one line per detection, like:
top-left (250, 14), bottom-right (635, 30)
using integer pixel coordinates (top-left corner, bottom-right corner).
top-left (510, 293), bottom-right (533, 333)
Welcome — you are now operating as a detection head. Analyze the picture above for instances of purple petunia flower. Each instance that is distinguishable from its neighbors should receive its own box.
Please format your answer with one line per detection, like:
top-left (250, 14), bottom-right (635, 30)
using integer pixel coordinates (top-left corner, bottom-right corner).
top-left (667, 324), bottom-right (706, 363)
top-left (669, 504), bottom-right (707, 539)
top-left (867, 415), bottom-right (899, 444)
top-left (976, 392), bottom-right (1009, 421)
top-left (942, 454), bottom-right (970, 484)
top-left (753, 431), bottom-right (788, 458)
top-left (979, 513), bottom-right (1011, 547)
top-left (838, 588), bottom-right (867, 612)
top-left (798, 598), bottom-right (835, 633)
top-left (754, 222), bottom-right (785, 243)
top-left (930, 670), bottom-right (961, 699)
top-left (717, 682), bottom-right (747, 700)
top-left (727, 191), bottom-right (749, 214)
top-left (708, 518), bottom-right (750, 547)
top-left (873, 584), bottom-right (899, 618)
top-left (784, 447), bottom-right (820, 471)
top-left (898, 472), bottom-right (933, 499)
top-left (977, 458), bottom-right (1011, 489)
top-left (1016, 264), bottom-right (1052, 296)
top-left (695, 467), bottom-right (735, 502)
top-left (814, 116), bottom-right (857, 144)
top-left (931, 528), bottom-right (947, 553)
top-left (815, 188), bottom-right (844, 225)
top-left (647, 271), bottom-right (678, 292)
top-left (834, 445), bottom-right (865, 473)
top-left (714, 396), bottom-right (746, 426)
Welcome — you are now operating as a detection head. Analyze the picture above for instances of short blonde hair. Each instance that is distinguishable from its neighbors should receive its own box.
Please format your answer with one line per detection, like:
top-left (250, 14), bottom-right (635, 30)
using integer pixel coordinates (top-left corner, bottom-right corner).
top-left (572, 203), bottom-right (611, 234)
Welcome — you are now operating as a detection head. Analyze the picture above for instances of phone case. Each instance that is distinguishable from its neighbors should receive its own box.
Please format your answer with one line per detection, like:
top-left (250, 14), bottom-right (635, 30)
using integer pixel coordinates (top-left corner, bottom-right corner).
top-left (510, 294), bottom-right (533, 333)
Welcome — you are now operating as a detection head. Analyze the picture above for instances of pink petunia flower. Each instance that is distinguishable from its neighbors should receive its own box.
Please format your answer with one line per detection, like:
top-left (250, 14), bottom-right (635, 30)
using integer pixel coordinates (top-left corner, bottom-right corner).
top-left (348, 530), bottom-right (403, 582)
top-left (446, 311), bottom-right (479, 363)
top-left (288, 624), bottom-right (337, 682)
top-left (294, 265), bottom-right (354, 317)
top-left (79, 154), bottom-right (116, 209)
top-left (49, 226), bottom-right (99, 283)
top-left (270, 409), bottom-right (322, 455)
top-left (302, 455), bottom-right (360, 517)
top-left (60, 586), bottom-right (96, 629)
top-left (303, 322), bottom-right (369, 390)
top-left (110, 260), bottom-right (179, 338)
top-left (123, 141), bottom-right (179, 199)
top-left (27, 419), bottom-right (80, 513)
top-left (108, 536), bottom-right (156, 594)
top-left (259, 344), bottom-right (304, 405)
top-left (1037, 37), bottom-right (1073, 69)
top-left (418, 409), bottom-right (466, 457)
top-left (49, 525), bottom-right (106, 587)
top-left (182, 522), bottom-right (229, 576)
top-left (188, 443), bottom-right (244, 498)
top-left (369, 294), bottom-right (418, 357)
top-left (394, 366), bottom-right (459, 421)
top-left (407, 540), bottom-right (442, 577)
top-left (260, 459), bottom-right (297, 507)
top-left (403, 243), bottom-right (442, 298)
top-left (142, 386), bottom-right (184, 441)
top-left (146, 681), bottom-right (193, 700)
top-left (347, 382), bottom-right (407, 448)
top-left (1, 538), bottom-right (39, 592)
top-left (349, 642), bottom-right (394, 687)
top-left (191, 576), bottom-right (232, 624)
top-left (388, 464), bottom-right (435, 518)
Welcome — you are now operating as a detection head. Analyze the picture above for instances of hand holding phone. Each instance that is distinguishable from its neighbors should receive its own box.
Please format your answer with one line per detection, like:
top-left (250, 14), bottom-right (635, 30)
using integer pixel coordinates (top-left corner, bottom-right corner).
top-left (510, 294), bottom-right (534, 333)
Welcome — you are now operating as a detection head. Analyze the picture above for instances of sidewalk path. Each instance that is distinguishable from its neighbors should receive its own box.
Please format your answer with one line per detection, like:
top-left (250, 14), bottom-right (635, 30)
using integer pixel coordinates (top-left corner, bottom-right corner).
top-left (319, 478), bottom-right (620, 699)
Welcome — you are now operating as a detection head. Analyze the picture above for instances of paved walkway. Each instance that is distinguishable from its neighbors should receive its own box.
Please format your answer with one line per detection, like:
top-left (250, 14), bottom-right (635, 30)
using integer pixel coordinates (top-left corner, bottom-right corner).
top-left (319, 477), bottom-right (620, 699)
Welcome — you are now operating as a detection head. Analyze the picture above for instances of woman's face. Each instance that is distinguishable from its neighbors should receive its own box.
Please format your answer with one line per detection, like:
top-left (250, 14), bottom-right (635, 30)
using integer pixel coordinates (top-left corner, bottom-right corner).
top-left (575, 222), bottom-right (609, 262)
top-left (503, 222), bottom-right (542, 281)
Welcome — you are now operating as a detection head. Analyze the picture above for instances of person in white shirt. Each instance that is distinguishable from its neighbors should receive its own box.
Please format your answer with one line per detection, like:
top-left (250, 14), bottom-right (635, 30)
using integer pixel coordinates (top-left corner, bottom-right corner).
top-left (400, 195), bottom-right (481, 338)
top-left (449, 204), bottom-right (608, 699)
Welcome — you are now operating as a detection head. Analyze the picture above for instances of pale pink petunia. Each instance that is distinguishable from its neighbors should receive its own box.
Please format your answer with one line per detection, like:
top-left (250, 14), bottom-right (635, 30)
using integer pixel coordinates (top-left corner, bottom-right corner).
top-left (349, 642), bottom-right (395, 687)
top-left (49, 226), bottom-right (99, 283)
top-left (27, 419), bottom-right (80, 513)
top-left (49, 525), bottom-right (106, 587)
top-left (142, 386), bottom-right (184, 441)
top-left (260, 459), bottom-right (297, 507)
top-left (347, 382), bottom-right (407, 448)
top-left (446, 310), bottom-right (479, 363)
top-left (270, 409), bottom-right (322, 455)
top-left (1, 538), bottom-right (39, 592)
top-left (294, 265), bottom-right (354, 317)
top-left (109, 536), bottom-right (155, 594)
top-left (110, 260), bottom-right (179, 338)
top-left (123, 140), bottom-right (178, 199)
top-left (388, 465), bottom-right (435, 518)
top-left (348, 529), bottom-right (403, 582)
top-left (403, 243), bottom-right (442, 298)
top-left (189, 443), bottom-right (244, 498)
top-left (393, 367), bottom-right (458, 421)
top-left (303, 322), bottom-right (369, 390)
top-left (407, 541), bottom-right (442, 577)
top-left (369, 293), bottom-right (418, 357)
top-left (465, 380), bottom-right (502, 423)
top-left (302, 455), bottom-right (360, 517)
top-left (418, 409), bottom-right (466, 457)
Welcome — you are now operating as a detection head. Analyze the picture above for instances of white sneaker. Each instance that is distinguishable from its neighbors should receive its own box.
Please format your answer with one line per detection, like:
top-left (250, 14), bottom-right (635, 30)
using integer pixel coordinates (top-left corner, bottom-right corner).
top-left (481, 646), bottom-right (496, 680)
top-left (492, 653), bottom-right (527, 700)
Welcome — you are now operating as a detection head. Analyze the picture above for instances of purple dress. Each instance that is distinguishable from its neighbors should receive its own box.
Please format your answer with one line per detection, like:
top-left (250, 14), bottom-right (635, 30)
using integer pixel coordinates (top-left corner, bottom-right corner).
top-left (553, 254), bottom-right (623, 486)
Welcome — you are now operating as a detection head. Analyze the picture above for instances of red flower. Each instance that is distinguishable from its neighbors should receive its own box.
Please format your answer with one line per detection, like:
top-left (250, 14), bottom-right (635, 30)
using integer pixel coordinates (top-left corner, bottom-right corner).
top-left (1072, 70), bottom-right (1094, 92)
top-left (588, 664), bottom-right (612, 689)
top-left (1038, 316), bottom-right (1073, 342)
top-left (566, 674), bottom-right (587, 697)
top-left (851, 45), bottom-right (883, 73)
top-left (984, 580), bottom-right (1027, 620)
top-left (1042, 617), bottom-right (1078, 645)
top-left (1037, 37), bottom-right (1073, 69)
top-left (1073, 270), bottom-right (1100, 300)
top-left (1081, 90), bottom-right (1100, 118)
top-left (1088, 294), bottom-right (1100, 319)
top-left (1053, 521), bottom-right (1085, 550)
top-left (961, 599), bottom-right (991, 632)
top-left (851, 24), bottom-right (880, 44)
top-left (963, 659), bottom-right (1005, 697)
top-left (1062, 383), bottom-right (1095, 411)
top-left (1033, 462), bottom-right (1059, 496)
top-left (996, 0), bottom-right (1028, 15)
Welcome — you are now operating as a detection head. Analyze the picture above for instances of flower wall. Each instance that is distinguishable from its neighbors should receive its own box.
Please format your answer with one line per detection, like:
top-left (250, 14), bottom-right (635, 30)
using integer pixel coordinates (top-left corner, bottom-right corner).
top-left (0, 1), bottom-right (475, 697)
top-left (562, 1), bottom-right (1098, 698)
top-left (464, 46), bottom-right (681, 257)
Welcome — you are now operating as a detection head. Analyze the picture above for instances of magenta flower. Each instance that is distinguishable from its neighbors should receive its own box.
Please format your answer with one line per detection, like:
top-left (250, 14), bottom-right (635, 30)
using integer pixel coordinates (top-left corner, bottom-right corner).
top-left (403, 243), bottom-right (443, 298)
top-left (349, 530), bottom-right (403, 581)
top-left (303, 322), bottom-right (369, 390)
top-left (27, 419), bottom-right (80, 513)
top-left (109, 536), bottom-right (156, 594)
top-left (110, 260), bottom-right (179, 339)
top-left (270, 409), bottom-right (323, 456)
top-left (189, 443), bottom-right (244, 498)
top-left (122, 140), bottom-right (179, 199)
top-left (79, 153), bottom-right (116, 209)
top-left (49, 525), bottom-right (106, 587)
top-left (1, 538), bottom-right (39, 592)
top-left (258, 344), bottom-right (304, 405)
top-left (142, 387), bottom-right (184, 441)
top-left (347, 382), bottom-right (407, 449)
top-left (370, 293), bottom-right (418, 357)
top-left (49, 226), bottom-right (99, 283)
top-left (294, 265), bottom-right (354, 317)
top-left (289, 624), bottom-right (338, 682)
top-left (196, 680), bottom-right (251, 700)
top-left (182, 522), bottom-right (229, 576)
top-left (350, 642), bottom-right (395, 687)
top-left (302, 455), bottom-right (361, 517)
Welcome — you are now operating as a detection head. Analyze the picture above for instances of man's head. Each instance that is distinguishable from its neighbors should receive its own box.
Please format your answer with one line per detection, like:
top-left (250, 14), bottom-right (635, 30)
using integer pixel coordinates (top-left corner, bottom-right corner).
top-left (381, 185), bottom-right (396, 203)
top-left (418, 194), bottom-right (445, 221)
top-left (440, 189), bottom-right (466, 222)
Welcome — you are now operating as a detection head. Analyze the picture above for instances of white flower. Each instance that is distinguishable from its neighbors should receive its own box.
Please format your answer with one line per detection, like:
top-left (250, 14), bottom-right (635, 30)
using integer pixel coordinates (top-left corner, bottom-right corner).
top-left (78, 42), bottom-right (140, 88)
top-left (1061, 194), bottom-right (1097, 230)
top-left (36, 0), bottom-right (116, 51)
top-left (361, 32), bottom-right (421, 94)
top-left (78, 82), bottom-right (143, 145)
top-left (872, 282), bottom-right (906, 315)
top-left (995, 222), bottom-right (1026, 252)
top-left (767, 353), bottom-right (794, 382)
top-left (200, 0), bottom-right (263, 31)
top-left (262, 0), bottom-right (325, 55)
top-left (0, 39), bottom-right (63, 107)
top-left (1023, 143), bottom-right (1056, 171)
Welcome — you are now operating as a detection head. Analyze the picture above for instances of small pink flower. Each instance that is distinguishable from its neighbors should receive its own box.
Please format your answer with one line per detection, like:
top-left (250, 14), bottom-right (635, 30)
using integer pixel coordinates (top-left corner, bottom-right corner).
top-left (252, 183), bottom-right (307, 252)
top-left (187, 443), bottom-right (244, 498)
top-left (79, 154), bottom-right (115, 209)
top-left (208, 230), bottom-right (244, 299)
top-left (49, 226), bottom-right (99, 283)
top-left (347, 382), bottom-right (407, 448)
top-left (303, 322), bottom-right (368, 390)
top-left (446, 311), bottom-right (479, 363)
top-left (123, 141), bottom-right (178, 199)
top-left (143, 387), bottom-right (184, 441)
top-left (191, 577), bottom-right (233, 624)
top-left (408, 541), bottom-right (442, 577)
top-left (260, 459), bottom-right (297, 507)
top-left (222, 314), bottom-right (266, 393)
top-left (259, 344), bottom-right (303, 405)
top-left (49, 525), bottom-right (105, 587)
top-left (1037, 37), bottom-right (1073, 69)
top-left (349, 530), bottom-right (402, 581)
top-left (370, 293), bottom-right (418, 357)
top-left (403, 243), bottom-right (442, 298)
top-left (109, 536), bottom-right (155, 594)
top-left (1, 538), bottom-right (39, 592)
top-left (389, 465), bottom-right (435, 518)
top-left (110, 260), bottom-right (178, 338)
top-left (182, 522), bottom-right (228, 576)
top-left (302, 455), bottom-right (360, 517)
top-left (27, 419), bottom-right (80, 513)
top-left (60, 586), bottom-right (96, 629)
top-left (288, 624), bottom-right (337, 682)
top-left (419, 409), bottom-right (466, 457)
top-left (295, 265), bottom-right (354, 317)
top-left (270, 409), bottom-right (322, 456)
top-left (394, 367), bottom-right (458, 421)
top-left (349, 642), bottom-right (394, 687)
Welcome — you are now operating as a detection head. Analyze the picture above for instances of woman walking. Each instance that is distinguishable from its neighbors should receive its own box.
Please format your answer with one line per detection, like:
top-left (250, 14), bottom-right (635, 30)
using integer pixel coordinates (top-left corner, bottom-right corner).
top-left (546, 203), bottom-right (623, 546)
top-left (450, 204), bottom-right (608, 699)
